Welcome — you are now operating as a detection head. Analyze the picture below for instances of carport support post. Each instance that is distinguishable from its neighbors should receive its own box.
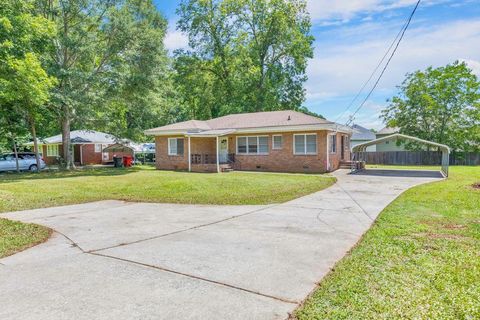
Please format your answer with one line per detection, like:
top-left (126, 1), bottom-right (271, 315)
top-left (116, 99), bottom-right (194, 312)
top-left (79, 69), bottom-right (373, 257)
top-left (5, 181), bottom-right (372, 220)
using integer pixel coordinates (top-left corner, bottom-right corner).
top-left (216, 136), bottom-right (220, 173)
top-left (188, 136), bottom-right (191, 172)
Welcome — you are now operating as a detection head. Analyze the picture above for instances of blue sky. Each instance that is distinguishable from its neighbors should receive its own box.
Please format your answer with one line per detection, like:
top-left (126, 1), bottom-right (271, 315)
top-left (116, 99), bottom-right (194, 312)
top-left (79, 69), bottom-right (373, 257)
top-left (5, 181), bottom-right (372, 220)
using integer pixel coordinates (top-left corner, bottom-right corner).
top-left (154, 0), bottom-right (480, 129)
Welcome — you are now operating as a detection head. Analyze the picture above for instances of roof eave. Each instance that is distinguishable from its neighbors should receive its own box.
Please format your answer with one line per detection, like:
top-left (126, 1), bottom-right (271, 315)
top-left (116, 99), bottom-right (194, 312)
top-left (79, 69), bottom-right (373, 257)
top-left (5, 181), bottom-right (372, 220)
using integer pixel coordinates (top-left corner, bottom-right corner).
top-left (145, 123), bottom-right (352, 136)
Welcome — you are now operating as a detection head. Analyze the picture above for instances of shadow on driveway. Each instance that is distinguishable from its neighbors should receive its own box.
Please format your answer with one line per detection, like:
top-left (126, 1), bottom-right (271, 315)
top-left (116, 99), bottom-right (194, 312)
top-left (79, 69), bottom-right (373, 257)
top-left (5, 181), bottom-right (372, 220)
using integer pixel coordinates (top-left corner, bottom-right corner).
top-left (353, 169), bottom-right (444, 178)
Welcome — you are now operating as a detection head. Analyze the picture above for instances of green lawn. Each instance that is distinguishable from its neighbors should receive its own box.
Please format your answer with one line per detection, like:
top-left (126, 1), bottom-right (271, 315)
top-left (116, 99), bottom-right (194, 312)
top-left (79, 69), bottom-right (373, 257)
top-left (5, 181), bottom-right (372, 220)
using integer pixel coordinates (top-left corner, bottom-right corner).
top-left (0, 166), bottom-right (334, 258)
top-left (295, 166), bottom-right (480, 320)
top-left (0, 219), bottom-right (52, 258)
top-left (0, 166), bottom-right (334, 212)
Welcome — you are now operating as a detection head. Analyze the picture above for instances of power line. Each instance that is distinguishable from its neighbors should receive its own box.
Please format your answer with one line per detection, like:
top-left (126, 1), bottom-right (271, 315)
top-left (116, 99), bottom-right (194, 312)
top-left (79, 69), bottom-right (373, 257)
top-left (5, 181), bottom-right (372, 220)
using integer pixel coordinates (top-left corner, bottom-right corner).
top-left (344, 0), bottom-right (421, 126)
top-left (335, 19), bottom-right (408, 123)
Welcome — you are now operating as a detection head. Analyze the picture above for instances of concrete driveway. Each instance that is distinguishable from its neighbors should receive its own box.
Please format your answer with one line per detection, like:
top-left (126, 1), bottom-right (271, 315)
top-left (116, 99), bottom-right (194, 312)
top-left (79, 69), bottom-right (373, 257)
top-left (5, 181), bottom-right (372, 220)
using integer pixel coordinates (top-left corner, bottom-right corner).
top-left (0, 169), bottom-right (442, 320)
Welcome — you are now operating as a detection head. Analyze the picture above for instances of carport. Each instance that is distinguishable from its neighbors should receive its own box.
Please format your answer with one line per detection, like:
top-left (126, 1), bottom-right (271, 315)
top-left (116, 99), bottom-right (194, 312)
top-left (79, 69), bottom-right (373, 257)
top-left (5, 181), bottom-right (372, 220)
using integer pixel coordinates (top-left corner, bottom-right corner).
top-left (352, 133), bottom-right (450, 177)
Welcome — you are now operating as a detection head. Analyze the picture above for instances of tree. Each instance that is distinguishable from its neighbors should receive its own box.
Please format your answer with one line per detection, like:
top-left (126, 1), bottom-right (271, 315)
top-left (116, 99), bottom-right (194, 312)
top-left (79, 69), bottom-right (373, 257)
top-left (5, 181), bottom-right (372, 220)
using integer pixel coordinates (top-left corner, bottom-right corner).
top-left (175, 0), bottom-right (314, 118)
top-left (36, 0), bottom-right (169, 168)
top-left (0, 0), bottom-right (56, 171)
top-left (382, 61), bottom-right (480, 152)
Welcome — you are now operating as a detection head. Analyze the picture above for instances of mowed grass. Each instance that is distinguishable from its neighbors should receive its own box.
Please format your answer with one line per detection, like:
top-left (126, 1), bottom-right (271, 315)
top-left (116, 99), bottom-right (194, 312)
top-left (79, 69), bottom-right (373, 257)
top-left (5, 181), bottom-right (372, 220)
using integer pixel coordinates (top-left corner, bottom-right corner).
top-left (0, 218), bottom-right (52, 258)
top-left (295, 166), bottom-right (480, 320)
top-left (0, 166), bottom-right (335, 212)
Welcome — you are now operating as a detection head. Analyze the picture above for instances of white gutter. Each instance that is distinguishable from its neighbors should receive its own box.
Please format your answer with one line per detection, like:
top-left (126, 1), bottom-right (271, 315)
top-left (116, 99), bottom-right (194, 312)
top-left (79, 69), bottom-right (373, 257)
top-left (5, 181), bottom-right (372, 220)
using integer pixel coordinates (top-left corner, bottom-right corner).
top-left (145, 123), bottom-right (353, 136)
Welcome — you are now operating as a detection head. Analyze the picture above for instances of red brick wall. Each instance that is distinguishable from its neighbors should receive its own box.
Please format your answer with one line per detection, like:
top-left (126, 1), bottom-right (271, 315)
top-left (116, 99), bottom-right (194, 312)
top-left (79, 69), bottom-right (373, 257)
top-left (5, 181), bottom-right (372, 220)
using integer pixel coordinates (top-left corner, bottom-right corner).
top-left (41, 144), bottom-right (64, 165)
top-left (155, 131), bottom-right (351, 173)
top-left (40, 143), bottom-right (117, 165)
top-left (155, 136), bottom-right (189, 170)
top-left (327, 133), bottom-right (351, 171)
top-left (227, 131), bottom-right (328, 173)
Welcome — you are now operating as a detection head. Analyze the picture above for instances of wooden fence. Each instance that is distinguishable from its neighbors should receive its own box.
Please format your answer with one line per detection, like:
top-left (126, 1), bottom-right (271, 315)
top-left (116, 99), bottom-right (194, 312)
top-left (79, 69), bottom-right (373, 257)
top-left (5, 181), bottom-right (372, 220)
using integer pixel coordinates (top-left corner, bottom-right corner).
top-left (353, 151), bottom-right (480, 166)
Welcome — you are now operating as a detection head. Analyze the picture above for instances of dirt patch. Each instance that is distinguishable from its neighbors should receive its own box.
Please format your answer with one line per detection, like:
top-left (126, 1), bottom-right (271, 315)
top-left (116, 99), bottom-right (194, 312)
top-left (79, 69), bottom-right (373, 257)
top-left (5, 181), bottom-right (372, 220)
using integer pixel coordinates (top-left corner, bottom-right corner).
top-left (472, 182), bottom-right (480, 190)
top-left (443, 224), bottom-right (467, 230)
top-left (414, 232), bottom-right (467, 240)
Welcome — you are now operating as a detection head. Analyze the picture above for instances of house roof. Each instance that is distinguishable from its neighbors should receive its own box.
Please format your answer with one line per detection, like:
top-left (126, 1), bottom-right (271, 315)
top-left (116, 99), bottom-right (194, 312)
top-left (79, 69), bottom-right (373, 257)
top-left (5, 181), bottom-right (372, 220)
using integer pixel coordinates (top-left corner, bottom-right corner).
top-left (377, 126), bottom-right (399, 135)
top-left (145, 110), bottom-right (351, 136)
top-left (351, 124), bottom-right (376, 141)
top-left (36, 130), bottom-right (118, 145)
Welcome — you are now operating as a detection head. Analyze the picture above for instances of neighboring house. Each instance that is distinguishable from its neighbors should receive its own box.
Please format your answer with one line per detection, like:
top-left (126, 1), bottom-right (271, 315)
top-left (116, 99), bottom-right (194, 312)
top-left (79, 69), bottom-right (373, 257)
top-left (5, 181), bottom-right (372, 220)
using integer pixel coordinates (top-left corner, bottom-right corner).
top-left (351, 124), bottom-right (376, 152)
top-left (375, 127), bottom-right (406, 151)
top-left (29, 130), bottom-right (118, 165)
top-left (145, 110), bottom-right (352, 173)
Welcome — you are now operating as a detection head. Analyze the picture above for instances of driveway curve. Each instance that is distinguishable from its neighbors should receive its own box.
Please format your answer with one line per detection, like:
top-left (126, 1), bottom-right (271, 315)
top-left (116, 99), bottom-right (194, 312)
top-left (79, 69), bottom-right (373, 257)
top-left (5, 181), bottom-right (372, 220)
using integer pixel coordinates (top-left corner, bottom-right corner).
top-left (0, 169), bottom-right (442, 320)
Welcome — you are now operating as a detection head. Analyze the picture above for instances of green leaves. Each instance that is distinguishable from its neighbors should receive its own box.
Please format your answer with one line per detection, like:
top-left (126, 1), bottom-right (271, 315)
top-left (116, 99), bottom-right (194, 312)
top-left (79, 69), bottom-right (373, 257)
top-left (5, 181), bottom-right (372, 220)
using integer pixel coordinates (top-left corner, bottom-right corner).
top-left (175, 0), bottom-right (314, 118)
top-left (382, 61), bottom-right (480, 152)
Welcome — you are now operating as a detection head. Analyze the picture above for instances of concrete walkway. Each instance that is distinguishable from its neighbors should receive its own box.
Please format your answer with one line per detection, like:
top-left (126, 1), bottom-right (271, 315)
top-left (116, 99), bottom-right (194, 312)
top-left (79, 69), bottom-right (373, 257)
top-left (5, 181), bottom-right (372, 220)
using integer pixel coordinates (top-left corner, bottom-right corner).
top-left (0, 169), bottom-right (442, 320)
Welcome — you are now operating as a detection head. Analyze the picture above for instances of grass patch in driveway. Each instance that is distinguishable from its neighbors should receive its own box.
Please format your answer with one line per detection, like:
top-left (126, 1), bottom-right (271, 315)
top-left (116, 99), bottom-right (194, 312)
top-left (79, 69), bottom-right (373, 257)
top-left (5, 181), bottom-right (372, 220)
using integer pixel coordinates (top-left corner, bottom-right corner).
top-left (295, 166), bottom-right (480, 320)
top-left (0, 219), bottom-right (51, 258)
top-left (0, 166), bottom-right (335, 212)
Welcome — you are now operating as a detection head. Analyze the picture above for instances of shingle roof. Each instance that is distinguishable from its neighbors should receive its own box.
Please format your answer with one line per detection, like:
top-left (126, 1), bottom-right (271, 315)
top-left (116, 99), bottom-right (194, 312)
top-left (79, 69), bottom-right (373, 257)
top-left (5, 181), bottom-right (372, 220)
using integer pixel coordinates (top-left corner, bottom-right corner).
top-left (377, 126), bottom-right (399, 135)
top-left (146, 110), bottom-right (334, 134)
top-left (40, 130), bottom-right (118, 144)
top-left (351, 124), bottom-right (376, 141)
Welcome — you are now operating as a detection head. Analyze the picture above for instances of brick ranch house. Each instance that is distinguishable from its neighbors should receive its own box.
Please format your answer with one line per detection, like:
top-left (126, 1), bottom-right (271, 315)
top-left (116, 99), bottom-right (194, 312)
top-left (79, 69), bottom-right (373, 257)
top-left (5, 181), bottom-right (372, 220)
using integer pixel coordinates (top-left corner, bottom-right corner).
top-left (30, 130), bottom-right (119, 166)
top-left (145, 110), bottom-right (352, 173)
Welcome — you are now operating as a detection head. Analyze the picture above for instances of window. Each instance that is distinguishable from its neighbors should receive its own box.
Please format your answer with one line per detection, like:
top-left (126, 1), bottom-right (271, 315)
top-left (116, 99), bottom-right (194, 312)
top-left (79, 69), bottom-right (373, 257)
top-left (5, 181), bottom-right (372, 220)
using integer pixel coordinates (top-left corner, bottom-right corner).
top-left (47, 145), bottom-right (59, 157)
top-left (237, 137), bottom-right (247, 153)
top-left (168, 138), bottom-right (184, 156)
top-left (95, 144), bottom-right (102, 153)
top-left (329, 135), bottom-right (337, 153)
top-left (236, 136), bottom-right (268, 154)
top-left (272, 135), bottom-right (283, 149)
top-left (294, 134), bottom-right (317, 155)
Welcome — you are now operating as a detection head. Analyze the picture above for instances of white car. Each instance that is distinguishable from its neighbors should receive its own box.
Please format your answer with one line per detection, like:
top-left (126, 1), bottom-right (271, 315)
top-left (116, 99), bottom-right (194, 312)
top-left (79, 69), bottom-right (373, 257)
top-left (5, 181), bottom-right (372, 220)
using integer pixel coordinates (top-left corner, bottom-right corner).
top-left (0, 153), bottom-right (47, 172)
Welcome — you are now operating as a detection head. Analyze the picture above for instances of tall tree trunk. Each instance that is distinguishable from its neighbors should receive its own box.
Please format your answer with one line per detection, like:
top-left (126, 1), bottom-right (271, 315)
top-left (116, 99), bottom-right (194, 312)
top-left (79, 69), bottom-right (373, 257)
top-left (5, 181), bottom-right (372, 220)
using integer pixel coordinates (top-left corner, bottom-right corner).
top-left (29, 115), bottom-right (41, 172)
top-left (61, 104), bottom-right (74, 169)
top-left (12, 137), bottom-right (20, 173)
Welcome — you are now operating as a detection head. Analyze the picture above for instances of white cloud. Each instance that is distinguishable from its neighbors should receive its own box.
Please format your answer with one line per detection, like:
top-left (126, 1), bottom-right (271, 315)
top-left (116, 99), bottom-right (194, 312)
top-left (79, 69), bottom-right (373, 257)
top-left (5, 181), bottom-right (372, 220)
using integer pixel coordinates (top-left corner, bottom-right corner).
top-left (306, 0), bottom-right (451, 23)
top-left (460, 58), bottom-right (480, 76)
top-left (305, 18), bottom-right (480, 125)
top-left (306, 19), bottom-right (480, 102)
top-left (164, 21), bottom-right (189, 51)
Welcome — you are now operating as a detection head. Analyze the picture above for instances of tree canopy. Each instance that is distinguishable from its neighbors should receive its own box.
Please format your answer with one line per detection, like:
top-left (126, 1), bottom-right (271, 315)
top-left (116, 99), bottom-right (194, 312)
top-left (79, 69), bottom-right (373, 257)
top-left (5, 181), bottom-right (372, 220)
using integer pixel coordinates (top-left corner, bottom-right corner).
top-left (175, 0), bottom-right (314, 119)
top-left (382, 61), bottom-right (480, 152)
top-left (0, 0), bottom-right (321, 166)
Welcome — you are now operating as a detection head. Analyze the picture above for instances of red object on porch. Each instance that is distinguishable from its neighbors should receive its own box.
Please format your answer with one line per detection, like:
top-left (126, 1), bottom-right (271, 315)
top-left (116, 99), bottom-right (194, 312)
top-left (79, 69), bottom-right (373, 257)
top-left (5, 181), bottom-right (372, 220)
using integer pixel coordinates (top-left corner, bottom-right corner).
top-left (123, 155), bottom-right (133, 167)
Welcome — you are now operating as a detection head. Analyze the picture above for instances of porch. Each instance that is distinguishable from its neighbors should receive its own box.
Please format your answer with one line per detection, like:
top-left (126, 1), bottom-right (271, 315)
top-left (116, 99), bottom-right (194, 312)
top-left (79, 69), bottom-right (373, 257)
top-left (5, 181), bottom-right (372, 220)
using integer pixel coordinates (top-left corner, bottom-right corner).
top-left (186, 129), bottom-right (236, 173)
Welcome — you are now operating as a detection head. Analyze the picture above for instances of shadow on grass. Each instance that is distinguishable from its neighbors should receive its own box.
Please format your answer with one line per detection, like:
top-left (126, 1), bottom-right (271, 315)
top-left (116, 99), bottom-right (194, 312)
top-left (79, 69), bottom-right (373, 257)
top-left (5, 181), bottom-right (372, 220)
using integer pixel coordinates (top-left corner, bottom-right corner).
top-left (0, 166), bottom-right (146, 183)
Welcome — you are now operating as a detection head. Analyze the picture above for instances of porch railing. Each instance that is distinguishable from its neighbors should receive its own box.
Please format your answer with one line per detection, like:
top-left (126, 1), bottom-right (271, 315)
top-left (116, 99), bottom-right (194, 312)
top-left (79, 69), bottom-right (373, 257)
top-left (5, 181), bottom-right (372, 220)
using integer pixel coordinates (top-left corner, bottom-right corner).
top-left (191, 153), bottom-right (235, 165)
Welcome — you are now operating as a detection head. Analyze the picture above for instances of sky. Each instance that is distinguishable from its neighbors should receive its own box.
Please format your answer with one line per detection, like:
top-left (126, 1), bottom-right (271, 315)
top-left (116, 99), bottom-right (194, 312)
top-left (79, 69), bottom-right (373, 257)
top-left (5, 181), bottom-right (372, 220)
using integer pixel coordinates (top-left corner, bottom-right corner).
top-left (154, 0), bottom-right (480, 129)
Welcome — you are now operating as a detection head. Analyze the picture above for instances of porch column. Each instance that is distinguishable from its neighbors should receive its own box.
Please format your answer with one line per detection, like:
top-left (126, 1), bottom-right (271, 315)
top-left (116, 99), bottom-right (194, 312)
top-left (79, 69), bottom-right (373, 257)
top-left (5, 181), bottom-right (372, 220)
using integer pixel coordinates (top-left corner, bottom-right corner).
top-left (216, 136), bottom-right (220, 173)
top-left (188, 136), bottom-right (191, 172)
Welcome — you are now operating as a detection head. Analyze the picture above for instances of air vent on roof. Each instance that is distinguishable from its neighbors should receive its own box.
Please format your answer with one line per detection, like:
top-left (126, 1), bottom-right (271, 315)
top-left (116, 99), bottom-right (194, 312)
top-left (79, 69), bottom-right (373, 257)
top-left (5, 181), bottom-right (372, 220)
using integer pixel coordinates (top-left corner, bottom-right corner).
top-left (287, 115), bottom-right (291, 121)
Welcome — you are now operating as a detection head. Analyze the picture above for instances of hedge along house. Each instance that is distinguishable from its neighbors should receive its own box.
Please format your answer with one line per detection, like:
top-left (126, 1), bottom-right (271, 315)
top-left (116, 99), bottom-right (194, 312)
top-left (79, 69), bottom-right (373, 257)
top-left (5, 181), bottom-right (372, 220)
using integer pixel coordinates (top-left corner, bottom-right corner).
top-left (29, 130), bottom-right (118, 166)
top-left (145, 110), bottom-right (352, 173)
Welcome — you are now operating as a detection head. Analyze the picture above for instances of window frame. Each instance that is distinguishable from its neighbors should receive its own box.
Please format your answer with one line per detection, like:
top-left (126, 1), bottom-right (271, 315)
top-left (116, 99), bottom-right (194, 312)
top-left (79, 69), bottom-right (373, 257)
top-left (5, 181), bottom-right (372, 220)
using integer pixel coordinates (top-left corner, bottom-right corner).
top-left (167, 137), bottom-right (184, 156)
top-left (46, 144), bottom-right (59, 157)
top-left (293, 133), bottom-right (317, 155)
top-left (94, 143), bottom-right (102, 153)
top-left (272, 135), bottom-right (283, 150)
top-left (236, 136), bottom-right (269, 155)
top-left (329, 134), bottom-right (337, 154)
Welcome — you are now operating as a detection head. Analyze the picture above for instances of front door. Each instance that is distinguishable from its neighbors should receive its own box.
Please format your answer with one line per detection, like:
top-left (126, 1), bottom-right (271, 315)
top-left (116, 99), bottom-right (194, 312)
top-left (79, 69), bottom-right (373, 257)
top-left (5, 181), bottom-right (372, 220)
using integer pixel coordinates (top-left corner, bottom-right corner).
top-left (218, 137), bottom-right (228, 163)
top-left (341, 136), bottom-right (345, 160)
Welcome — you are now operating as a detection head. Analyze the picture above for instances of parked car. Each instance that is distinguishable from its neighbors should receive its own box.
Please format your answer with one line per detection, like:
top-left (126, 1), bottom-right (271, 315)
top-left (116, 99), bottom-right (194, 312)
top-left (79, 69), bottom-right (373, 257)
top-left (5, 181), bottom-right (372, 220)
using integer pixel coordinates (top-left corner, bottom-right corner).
top-left (0, 153), bottom-right (47, 172)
